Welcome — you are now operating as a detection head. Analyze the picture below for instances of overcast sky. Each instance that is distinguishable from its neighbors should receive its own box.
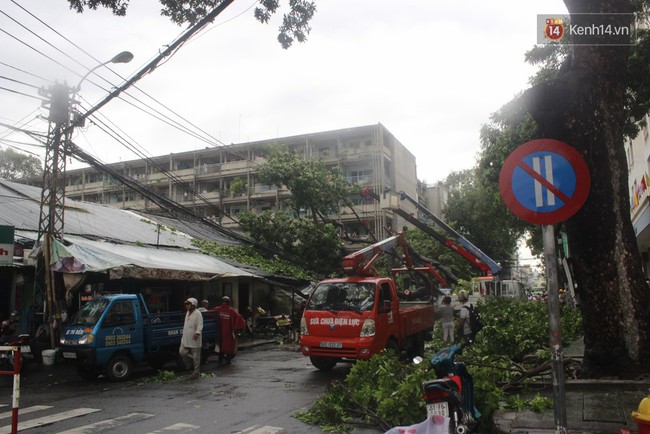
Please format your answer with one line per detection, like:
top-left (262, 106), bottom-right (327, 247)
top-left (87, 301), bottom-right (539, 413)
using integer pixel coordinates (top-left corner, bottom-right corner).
top-left (0, 0), bottom-right (568, 184)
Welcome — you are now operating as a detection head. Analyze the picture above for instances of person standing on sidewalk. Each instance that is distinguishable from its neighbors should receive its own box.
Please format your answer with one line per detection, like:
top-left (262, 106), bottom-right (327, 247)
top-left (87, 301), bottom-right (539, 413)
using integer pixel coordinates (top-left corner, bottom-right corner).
top-left (198, 300), bottom-right (209, 312)
top-left (179, 298), bottom-right (203, 379)
top-left (213, 296), bottom-right (246, 365)
top-left (456, 290), bottom-right (473, 342)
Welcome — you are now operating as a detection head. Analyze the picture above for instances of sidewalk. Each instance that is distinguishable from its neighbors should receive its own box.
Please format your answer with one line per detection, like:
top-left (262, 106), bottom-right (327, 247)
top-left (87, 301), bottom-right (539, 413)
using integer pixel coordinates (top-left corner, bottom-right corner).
top-left (492, 338), bottom-right (650, 434)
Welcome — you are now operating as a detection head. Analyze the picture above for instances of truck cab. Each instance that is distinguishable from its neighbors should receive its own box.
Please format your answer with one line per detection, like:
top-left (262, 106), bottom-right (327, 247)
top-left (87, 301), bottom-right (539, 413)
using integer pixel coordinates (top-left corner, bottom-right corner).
top-left (61, 294), bottom-right (148, 380)
top-left (300, 277), bottom-right (433, 370)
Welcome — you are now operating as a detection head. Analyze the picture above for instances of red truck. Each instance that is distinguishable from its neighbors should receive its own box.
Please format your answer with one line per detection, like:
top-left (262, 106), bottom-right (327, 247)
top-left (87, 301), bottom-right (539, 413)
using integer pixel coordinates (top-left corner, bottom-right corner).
top-left (299, 233), bottom-right (437, 371)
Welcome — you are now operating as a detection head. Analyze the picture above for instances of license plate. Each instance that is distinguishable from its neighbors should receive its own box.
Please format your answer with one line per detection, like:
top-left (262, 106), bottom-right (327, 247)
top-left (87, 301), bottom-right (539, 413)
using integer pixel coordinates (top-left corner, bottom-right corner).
top-left (426, 402), bottom-right (449, 417)
top-left (20, 346), bottom-right (31, 353)
top-left (62, 352), bottom-right (77, 359)
top-left (320, 341), bottom-right (342, 349)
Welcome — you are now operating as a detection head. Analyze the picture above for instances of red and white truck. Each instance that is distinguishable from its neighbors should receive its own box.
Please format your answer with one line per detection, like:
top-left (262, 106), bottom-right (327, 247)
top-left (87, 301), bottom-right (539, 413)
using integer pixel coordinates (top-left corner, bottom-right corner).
top-left (299, 232), bottom-right (437, 370)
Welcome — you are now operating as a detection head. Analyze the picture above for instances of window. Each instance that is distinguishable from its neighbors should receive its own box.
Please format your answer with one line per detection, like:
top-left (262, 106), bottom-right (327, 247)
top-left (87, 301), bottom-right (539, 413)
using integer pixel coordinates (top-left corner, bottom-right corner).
top-left (347, 169), bottom-right (373, 184)
top-left (379, 282), bottom-right (392, 307)
top-left (102, 301), bottom-right (135, 327)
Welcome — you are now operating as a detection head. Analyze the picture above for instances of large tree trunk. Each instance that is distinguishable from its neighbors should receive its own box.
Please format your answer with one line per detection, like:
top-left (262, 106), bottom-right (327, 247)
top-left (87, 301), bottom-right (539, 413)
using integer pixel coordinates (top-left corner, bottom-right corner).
top-left (526, 0), bottom-right (650, 378)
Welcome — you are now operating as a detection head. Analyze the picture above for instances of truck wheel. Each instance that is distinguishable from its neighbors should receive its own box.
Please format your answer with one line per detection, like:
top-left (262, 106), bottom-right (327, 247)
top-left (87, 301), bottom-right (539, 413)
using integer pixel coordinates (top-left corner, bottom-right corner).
top-left (106, 355), bottom-right (133, 381)
top-left (384, 338), bottom-right (400, 356)
top-left (76, 365), bottom-right (98, 380)
top-left (409, 333), bottom-right (425, 359)
top-left (310, 356), bottom-right (337, 371)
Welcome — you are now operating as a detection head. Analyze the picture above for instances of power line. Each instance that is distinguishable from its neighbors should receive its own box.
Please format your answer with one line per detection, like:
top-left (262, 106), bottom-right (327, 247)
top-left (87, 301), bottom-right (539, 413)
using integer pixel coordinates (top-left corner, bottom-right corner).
top-left (3, 2), bottom-right (257, 169)
top-left (0, 60), bottom-right (52, 84)
top-left (0, 85), bottom-right (41, 100)
top-left (0, 74), bottom-right (41, 89)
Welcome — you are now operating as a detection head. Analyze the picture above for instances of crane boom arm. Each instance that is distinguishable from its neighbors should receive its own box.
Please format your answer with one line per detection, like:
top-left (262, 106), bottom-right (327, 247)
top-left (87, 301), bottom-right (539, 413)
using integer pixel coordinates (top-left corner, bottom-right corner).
top-left (342, 232), bottom-right (411, 276)
top-left (361, 188), bottom-right (501, 276)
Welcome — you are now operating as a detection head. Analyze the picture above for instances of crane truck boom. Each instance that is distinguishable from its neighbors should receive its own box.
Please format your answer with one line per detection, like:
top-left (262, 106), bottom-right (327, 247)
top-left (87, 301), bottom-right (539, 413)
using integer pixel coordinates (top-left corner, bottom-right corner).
top-left (361, 188), bottom-right (502, 277)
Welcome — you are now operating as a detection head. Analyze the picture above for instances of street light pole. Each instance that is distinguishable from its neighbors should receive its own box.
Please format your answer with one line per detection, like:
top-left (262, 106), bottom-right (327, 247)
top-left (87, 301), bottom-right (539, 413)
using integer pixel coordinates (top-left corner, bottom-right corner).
top-left (35, 51), bottom-right (133, 349)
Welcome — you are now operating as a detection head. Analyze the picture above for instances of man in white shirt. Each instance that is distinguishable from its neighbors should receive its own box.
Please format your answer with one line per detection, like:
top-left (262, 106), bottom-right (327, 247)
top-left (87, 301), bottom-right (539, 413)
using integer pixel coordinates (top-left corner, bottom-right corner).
top-left (179, 298), bottom-right (203, 379)
top-left (456, 290), bottom-right (473, 342)
top-left (198, 300), bottom-right (209, 312)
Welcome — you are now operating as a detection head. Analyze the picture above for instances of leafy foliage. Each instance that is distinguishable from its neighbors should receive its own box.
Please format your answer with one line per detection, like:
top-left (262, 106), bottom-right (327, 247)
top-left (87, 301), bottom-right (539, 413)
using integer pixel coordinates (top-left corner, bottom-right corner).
top-left (0, 148), bottom-right (42, 180)
top-left (405, 226), bottom-right (474, 283)
top-left (470, 296), bottom-right (583, 361)
top-left (237, 211), bottom-right (342, 276)
top-left (443, 168), bottom-right (525, 265)
top-left (230, 145), bottom-right (354, 276)
top-left (258, 146), bottom-right (354, 222)
top-left (66, 0), bottom-right (317, 49)
top-left (297, 298), bottom-right (584, 432)
top-left (192, 239), bottom-right (316, 281)
top-left (295, 351), bottom-right (430, 432)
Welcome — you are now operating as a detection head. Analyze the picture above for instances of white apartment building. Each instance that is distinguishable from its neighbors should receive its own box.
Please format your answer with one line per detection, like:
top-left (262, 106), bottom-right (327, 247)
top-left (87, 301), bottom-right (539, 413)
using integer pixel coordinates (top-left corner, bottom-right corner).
top-left (63, 124), bottom-right (433, 242)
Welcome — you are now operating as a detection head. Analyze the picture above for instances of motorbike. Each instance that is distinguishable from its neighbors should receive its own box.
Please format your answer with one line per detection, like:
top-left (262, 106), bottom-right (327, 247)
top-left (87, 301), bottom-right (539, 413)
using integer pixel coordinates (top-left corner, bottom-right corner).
top-left (0, 313), bottom-right (34, 371)
top-left (0, 333), bottom-right (33, 371)
top-left (417, 343), bottom-right (480, 434)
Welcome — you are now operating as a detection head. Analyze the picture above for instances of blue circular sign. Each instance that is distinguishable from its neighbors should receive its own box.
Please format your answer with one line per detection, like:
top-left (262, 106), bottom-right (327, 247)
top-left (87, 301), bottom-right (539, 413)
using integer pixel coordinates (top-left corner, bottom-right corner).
top-left (500, 139), bottom-right (590, 225)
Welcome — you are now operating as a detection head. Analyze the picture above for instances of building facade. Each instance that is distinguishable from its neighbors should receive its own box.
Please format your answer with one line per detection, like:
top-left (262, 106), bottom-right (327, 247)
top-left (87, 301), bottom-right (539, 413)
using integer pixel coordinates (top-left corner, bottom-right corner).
top-left (64, 124), bottom-right (423, 241)
top-left (626, 118), bottom-right (650, 275)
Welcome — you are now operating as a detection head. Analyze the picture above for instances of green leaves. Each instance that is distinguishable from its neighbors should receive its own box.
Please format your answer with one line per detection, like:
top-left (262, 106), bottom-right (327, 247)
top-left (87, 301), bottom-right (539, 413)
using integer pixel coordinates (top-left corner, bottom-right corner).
top-left (0, 148), bottom-right (42, 180)
top-left (193, 240), bottom-right (315, 281)
top-left (67, 0), bottom-right (316, 49)
top-left (297, 297), bottom-right (584, 432)
top-left (295, 353), bottom-right (429, 432)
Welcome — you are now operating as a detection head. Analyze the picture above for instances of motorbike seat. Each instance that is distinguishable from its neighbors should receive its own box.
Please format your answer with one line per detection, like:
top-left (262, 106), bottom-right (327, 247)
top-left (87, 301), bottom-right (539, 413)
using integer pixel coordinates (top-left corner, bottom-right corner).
top-left (424, 377), bottom-right (461, 393)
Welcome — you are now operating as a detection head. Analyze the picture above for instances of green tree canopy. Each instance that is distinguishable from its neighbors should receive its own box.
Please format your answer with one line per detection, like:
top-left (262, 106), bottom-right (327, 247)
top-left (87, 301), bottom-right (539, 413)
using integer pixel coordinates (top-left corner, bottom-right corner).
top-left (0, 148), bottom-right (42, 180)
top-left (65, 0), bottom-right (316, 48)
top-left (236, 146), bottom-right (351, 276)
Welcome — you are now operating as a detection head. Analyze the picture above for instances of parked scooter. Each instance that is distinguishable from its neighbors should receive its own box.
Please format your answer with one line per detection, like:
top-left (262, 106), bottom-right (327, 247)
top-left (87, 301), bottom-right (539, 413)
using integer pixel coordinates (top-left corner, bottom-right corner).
top-left (0, 313), bottom-right (33, 371)
top-left (416, 343), bottom-right (480, 434)
top-left (0, 333), bottom-right (33, 371)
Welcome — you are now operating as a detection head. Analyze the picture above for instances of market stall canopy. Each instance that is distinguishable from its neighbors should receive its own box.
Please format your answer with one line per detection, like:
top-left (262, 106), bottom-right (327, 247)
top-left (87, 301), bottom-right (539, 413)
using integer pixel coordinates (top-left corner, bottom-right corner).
top-left (50, 236), bottom-right (254, 281)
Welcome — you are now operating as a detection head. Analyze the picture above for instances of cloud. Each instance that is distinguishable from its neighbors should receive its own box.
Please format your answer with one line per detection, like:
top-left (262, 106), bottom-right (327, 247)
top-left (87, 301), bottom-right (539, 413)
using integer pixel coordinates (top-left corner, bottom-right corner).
top-left (0, 0), bottom-right (568, 182)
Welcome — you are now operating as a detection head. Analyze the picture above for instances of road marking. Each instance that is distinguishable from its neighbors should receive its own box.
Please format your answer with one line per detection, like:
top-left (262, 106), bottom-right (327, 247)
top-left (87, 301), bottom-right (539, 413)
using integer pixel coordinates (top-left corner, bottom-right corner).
top-left (0, 408), bottom-right (100, 434)
top-left (56, 412), bottom-right (155, 433)
top-left (0, 405), bottom-right (52, 420)
top-left (236, 426), bottom-right (284, 434)
top-left (145, 423), bottom-right (201, 433)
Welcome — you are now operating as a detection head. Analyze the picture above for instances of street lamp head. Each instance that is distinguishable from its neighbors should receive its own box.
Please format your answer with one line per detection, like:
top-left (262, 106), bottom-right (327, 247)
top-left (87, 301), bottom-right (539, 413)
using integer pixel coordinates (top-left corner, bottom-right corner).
top-left (76, 51), bottom-right (134, 92)
top-left (110, 51), bottom-right (134, 65)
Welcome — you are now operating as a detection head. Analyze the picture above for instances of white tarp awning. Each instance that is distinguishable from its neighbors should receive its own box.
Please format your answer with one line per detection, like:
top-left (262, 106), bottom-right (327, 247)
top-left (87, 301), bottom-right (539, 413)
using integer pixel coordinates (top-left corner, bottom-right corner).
top-left (50, 236), bottom-right (254, 281)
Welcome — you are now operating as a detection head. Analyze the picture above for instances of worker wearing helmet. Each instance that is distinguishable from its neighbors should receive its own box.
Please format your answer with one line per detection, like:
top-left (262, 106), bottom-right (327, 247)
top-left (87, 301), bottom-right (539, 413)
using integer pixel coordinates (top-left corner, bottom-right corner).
top-left (179, 297), bottom-right (203, 379)
top-left (456, 290), bottom-right (472, 341)
top-left (213, 296), bottom-right (246, 365)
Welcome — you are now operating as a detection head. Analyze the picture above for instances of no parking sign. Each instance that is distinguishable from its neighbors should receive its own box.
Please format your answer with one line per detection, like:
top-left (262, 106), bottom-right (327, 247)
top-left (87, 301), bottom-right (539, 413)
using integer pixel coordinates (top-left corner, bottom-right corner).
top-left (499, 139), bottom-right (590, 225)
top-left (499, 138), bottom-right (590, 431)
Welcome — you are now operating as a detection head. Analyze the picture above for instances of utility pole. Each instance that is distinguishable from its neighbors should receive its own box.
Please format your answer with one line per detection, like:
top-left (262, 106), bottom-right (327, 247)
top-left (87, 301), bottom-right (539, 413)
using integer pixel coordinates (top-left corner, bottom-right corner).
top-left (35, 83), bottom-right (72, 349)
top-left (30, 0), bottom-right (236, 348)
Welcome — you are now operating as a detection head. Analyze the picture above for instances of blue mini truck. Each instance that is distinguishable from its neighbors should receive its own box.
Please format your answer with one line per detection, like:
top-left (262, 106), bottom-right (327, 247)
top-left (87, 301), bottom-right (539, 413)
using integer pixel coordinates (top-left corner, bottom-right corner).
top-left (59, 293), bottom-right (218, 380)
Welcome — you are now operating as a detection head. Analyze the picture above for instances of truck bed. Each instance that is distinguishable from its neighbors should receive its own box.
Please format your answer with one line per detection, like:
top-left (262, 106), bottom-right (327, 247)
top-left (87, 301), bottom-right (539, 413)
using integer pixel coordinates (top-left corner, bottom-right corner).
top-left (397, 302), bottom-right (435, 337)
top-left (144, 311), bottom-right (218, 351)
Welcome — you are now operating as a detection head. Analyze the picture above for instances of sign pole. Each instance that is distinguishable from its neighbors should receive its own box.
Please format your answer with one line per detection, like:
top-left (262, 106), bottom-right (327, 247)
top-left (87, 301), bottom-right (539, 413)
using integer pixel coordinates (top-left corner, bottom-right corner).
top-left (500, 139), bottom-right (588, 434)
top-left (542, 224), bottom-right (567, 433)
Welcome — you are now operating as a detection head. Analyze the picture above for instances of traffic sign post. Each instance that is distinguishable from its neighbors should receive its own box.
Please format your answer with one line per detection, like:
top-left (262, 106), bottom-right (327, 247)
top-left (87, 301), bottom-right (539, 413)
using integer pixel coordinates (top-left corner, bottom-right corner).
top-left (500, 139), bottom-right (590, 434)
